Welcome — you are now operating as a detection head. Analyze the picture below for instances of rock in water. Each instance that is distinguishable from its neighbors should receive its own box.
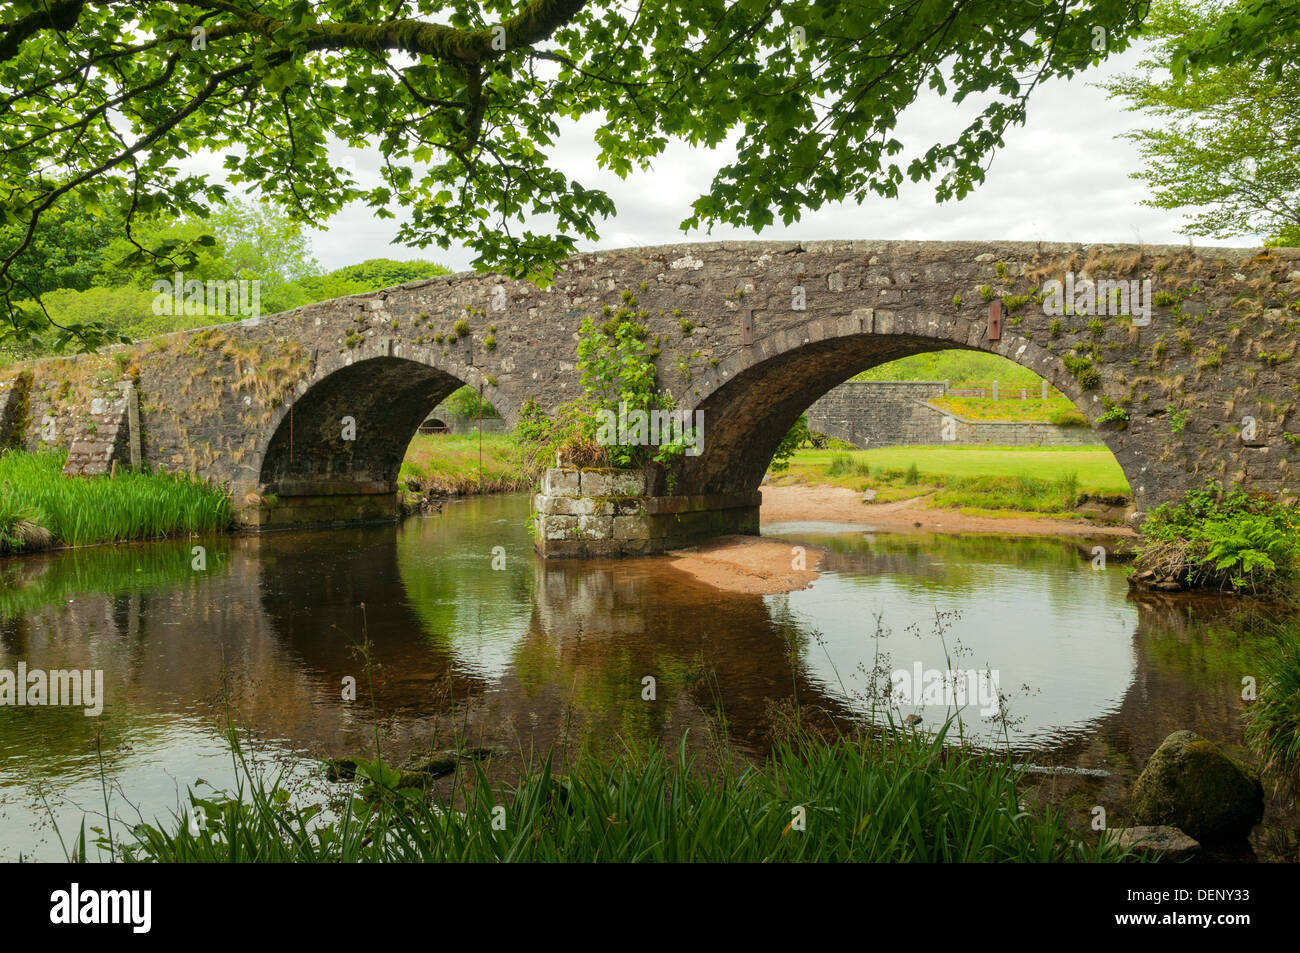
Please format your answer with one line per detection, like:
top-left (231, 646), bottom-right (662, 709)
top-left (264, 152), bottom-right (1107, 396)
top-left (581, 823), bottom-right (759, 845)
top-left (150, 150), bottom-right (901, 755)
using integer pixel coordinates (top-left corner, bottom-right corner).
top-left (1103, 826), bottom-right (1200, 862)
top-left (1131, 730), bottom-right (1264, 843)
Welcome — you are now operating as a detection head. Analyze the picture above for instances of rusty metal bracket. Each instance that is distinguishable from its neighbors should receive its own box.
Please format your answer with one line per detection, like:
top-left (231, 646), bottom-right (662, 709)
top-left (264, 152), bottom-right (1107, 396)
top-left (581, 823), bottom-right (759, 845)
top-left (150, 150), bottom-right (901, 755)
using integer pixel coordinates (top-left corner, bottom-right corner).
top-left (741, 309), bottom-right (753, 346)
top-left (988, 299), bottom-right (1002, 342)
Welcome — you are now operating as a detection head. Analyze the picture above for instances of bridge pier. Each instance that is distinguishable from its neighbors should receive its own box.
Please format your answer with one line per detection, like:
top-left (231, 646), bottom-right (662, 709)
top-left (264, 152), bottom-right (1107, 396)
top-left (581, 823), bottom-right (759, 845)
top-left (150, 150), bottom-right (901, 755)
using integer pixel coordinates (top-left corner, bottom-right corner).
top-left (238, 480), bottom-right (399, 529)
top-left (533, 468), bottom-right (760, 558)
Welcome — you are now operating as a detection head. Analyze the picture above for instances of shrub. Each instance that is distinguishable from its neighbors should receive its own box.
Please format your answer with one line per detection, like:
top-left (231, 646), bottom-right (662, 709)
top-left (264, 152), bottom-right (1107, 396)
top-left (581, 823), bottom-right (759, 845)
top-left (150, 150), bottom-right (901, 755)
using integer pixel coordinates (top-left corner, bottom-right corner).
top-left (1047, 407), bottom-right (1089, 427)
top-left (1135, 481), bottom-right (1300, 595)
top-left (769, 414), bottom-right (810, 473)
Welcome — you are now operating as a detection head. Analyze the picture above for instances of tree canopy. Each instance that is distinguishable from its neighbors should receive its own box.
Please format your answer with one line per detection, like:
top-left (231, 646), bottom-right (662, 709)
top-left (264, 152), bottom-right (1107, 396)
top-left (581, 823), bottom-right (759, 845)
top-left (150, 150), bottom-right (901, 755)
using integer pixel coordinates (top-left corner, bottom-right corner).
top-left (2, 0), bottom-right (1157, 349)
top-left (1105, 0), bottom-right (1300, 244)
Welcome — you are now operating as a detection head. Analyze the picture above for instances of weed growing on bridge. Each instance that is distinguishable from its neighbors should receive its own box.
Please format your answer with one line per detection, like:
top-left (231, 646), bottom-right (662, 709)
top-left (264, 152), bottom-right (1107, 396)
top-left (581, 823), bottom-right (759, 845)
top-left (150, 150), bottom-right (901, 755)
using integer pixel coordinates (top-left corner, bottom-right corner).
top-left (515, 304), bottom-right (695, 473)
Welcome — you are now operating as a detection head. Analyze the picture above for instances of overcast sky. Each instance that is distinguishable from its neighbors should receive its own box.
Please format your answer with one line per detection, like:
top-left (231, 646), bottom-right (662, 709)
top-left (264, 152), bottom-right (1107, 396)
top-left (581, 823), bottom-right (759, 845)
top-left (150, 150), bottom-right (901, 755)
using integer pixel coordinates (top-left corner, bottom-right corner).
top-left (271, 45), bottom-right (1240, 273)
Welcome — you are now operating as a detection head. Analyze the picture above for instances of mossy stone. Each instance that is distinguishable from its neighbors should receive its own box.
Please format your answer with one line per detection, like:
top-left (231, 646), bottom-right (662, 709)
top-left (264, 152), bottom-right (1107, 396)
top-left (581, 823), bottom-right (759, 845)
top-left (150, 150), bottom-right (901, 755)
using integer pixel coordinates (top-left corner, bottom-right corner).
top-left (1131, 730), bottom-right (1264, 843)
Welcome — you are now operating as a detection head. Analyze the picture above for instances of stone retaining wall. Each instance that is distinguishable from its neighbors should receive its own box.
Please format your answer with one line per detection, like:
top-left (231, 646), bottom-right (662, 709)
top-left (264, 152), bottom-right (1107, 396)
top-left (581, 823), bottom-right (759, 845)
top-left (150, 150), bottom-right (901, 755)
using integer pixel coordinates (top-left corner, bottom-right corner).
top-left (805, 380), bottom-right (1102, 448)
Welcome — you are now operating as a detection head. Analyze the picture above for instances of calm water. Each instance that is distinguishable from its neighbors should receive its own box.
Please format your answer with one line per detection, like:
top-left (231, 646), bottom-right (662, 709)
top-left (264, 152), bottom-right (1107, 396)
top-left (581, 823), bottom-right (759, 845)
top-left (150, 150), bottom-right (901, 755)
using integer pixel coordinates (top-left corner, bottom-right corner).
top-left (0, 493), bottom-right (1292, 859)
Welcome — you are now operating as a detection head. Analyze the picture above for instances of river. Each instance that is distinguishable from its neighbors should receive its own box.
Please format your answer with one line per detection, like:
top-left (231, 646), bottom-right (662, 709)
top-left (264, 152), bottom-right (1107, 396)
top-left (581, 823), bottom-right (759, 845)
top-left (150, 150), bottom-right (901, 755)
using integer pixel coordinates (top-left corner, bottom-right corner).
top-left (0, 493), bottom-right (1293, 860)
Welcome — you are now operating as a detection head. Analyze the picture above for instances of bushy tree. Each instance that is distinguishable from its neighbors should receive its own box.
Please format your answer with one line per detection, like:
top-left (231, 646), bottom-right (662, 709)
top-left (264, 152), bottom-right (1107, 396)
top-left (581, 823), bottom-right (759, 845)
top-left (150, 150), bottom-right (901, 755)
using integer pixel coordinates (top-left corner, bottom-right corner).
top-left (1104, 0), bottom-right (1300, 244)
top-left (1, 0), bottom-right (1152, 347)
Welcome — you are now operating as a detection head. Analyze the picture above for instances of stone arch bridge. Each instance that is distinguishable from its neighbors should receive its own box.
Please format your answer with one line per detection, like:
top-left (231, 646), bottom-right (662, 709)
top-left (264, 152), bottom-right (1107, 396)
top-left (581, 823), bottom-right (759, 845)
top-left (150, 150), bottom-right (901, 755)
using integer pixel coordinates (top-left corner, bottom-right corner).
top-left (2, 240), bottom-right (1296, 553)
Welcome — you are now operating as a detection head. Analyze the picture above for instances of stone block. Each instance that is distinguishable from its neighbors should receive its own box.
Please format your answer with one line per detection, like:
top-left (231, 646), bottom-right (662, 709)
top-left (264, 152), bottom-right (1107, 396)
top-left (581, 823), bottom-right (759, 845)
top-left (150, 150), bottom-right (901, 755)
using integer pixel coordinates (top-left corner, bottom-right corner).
top-left (542, 515), bottom-right (578, 540)
top-left (580, 468), bottom-right (646, 497)
top-left (541, 468), bottom-right (581, 497)
top-left (612, 515), bottom-right (650, 540)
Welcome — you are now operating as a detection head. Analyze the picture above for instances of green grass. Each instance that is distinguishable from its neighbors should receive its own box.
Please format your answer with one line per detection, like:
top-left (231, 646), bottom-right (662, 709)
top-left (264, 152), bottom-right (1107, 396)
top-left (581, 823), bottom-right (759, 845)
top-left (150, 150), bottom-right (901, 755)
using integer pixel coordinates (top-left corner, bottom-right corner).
top-left (772, 446), bottom-right (1130, 519)
top-left (783, 446), bottom-right (1131, 496)
top-left (105, 720), bottom-right (1127, 863)
top-left (930, 395), bottom-right (1088, 425)
top-left (1246, 618), bottom-right (1300, 801)
top-left (932, 473), bottom-right (1082, 514)
top-left (0, 450), bottom-right (231, 551)
top-left (399, 433), bottom-right (531, 496)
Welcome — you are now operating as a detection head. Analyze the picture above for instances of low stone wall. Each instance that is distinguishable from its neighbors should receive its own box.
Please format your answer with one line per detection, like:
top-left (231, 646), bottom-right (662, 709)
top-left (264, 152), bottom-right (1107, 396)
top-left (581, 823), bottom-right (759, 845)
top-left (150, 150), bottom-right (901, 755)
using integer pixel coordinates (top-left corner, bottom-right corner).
top-left (422, 402), bottom-right (508, 435)
top-left (944, 414), bottom-right (1103, 448)
top-left (805, 380), bottom-right (1102, 448)
top-left (534, 467), bottom-right (759, 558)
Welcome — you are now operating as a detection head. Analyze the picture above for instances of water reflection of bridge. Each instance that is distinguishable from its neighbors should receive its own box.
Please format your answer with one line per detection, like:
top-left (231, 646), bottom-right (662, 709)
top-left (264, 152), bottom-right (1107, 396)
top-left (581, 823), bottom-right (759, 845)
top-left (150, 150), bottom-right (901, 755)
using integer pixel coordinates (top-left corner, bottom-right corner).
top-left (0, 517), bottom-right (1261, 791)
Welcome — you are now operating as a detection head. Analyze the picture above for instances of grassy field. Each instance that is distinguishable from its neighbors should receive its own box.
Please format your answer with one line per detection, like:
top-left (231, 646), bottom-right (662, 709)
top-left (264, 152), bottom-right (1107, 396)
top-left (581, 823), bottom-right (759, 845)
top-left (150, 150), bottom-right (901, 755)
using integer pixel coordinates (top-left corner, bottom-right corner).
top-left (0, 451), bottom-right (231, 553)
top-left (773, 445), bottom-right (1131, 518)
top-left (399, 433), bottom-right (531, 497)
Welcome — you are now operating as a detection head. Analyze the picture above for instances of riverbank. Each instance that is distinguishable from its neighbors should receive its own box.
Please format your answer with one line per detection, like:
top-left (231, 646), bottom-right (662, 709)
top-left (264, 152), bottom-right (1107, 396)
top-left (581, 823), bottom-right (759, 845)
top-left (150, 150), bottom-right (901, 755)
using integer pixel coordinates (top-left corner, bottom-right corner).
top-left (761, 484), bottom-right (1137, 539)
top-left (772, 445), bottom-right (1132, 521)
top-left (399, 433), bottom-right (530, 501)
top-left (659, 486), bottom-right (1133, 596)
top-left (0, 450), bottom-right (230, 554)
top-left (666, 535), bottom-right (824, 594)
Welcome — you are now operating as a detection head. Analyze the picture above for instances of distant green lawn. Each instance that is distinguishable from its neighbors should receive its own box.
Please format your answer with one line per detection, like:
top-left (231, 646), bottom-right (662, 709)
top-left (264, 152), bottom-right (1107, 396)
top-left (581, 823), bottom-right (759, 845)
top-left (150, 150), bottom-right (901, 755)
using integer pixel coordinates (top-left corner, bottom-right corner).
top-left (784, 445), bottom-right (1131, 497)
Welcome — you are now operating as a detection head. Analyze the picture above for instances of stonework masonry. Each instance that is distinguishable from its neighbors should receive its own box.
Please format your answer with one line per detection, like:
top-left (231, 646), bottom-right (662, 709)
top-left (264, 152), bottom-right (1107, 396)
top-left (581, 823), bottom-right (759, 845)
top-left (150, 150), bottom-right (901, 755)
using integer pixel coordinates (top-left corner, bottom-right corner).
top-left (1, 240), bottom-right (1295, 547)
top-left (805, 380), bottom-right (1103, 448)
top-left (534, 467), bottom-right (759, 557)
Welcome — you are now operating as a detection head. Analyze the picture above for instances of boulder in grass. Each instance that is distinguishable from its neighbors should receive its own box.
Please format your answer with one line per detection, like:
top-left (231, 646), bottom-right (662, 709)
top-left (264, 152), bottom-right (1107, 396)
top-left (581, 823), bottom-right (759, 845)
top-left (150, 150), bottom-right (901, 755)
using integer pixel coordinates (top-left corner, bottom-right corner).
top-left (1104, 825), bottom-right (1200, 862)
top-left (1131, 731), bottom-right (1264, 843)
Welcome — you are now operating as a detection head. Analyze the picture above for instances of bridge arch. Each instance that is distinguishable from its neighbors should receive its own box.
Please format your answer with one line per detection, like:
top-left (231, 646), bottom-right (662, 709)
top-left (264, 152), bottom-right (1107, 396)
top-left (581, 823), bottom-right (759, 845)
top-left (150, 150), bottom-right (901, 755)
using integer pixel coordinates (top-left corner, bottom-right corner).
top-left (676, 309), bottom-right (1147, 509)
top-left (247, 340), bottom-right (523, 526)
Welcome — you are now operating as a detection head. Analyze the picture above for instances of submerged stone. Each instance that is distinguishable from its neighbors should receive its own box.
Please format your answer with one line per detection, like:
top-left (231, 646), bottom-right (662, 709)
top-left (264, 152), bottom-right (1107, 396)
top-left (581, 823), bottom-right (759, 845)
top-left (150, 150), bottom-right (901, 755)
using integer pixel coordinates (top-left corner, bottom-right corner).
top-left (1104, 825), bottom-right (1201, 861)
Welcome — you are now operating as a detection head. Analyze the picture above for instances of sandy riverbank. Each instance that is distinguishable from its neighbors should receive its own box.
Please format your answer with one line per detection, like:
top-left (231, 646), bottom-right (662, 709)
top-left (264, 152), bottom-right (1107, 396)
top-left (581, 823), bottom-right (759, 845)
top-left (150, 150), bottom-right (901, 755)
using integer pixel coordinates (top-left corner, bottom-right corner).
top-left (759, 483), bottom-right (1137, 538)
top-left (666, 483), bottom-right (1135, 595)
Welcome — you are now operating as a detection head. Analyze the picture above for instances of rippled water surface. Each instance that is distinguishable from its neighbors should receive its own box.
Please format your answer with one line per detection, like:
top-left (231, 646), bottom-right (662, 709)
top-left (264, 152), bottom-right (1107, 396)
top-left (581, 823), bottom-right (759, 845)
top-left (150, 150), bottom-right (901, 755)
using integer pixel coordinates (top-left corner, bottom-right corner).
top-left (0, 493), bottom-right (1288, 859)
